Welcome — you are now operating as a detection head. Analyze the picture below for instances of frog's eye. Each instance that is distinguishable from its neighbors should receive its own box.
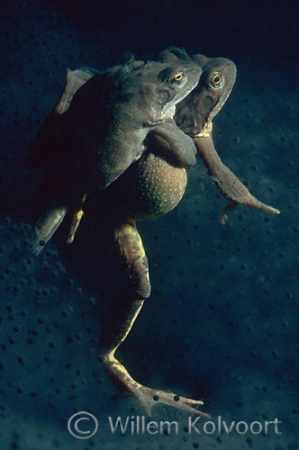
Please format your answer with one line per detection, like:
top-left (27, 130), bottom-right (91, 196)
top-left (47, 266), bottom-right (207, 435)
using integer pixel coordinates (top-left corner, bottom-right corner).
top-left (210, 72), bottom-right (223, 89)
top-left (171, 70), bottom-right (185, 84)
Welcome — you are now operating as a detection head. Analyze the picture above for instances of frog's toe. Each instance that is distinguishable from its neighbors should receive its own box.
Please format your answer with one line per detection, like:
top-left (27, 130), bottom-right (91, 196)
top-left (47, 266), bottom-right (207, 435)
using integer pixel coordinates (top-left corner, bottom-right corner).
top-left (32, 206), bottom-right (67, 254)
top-left (135, 385), bottom-right (209, 418)
top-left (103, 355), bottom-right (209, 418)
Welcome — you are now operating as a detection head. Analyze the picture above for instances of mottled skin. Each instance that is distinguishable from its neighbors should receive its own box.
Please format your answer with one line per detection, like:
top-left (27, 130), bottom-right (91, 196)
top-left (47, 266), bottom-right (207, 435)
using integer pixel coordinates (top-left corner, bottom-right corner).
top-left (26, 55), bottom-right (203, 414)
top-left (92, 51), bottom-right (279, 416)
top-left (26, 56), bottom-right (201, 254)
top-left (188, 55), bottom-right (279, 221)
top-left (161, 48), bottom-right (280, 221)
top-left (96, 52), bottom-right (241, 416)
top-left (26, 49), bottom-right (279, 416)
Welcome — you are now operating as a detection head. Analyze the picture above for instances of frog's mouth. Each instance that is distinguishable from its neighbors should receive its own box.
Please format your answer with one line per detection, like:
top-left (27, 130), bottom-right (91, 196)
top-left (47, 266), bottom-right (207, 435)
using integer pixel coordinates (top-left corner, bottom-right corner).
top-left (161, 104), bottom-right (176, 121)
top-left (178, 123), bottom-right (200, 137)
top-left (176, 116), bottom-right (211, 138)
top-left (146, 104), bottom-right (177, 127)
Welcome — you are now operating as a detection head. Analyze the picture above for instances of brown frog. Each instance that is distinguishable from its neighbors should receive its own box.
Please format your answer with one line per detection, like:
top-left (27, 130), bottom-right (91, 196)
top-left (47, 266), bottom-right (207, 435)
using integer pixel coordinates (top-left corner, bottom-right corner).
top-left (96, 50), bottom-right (279, 416)
top-left (162, 48), bottom-right (280, 221)
top-left (26, 49), bottom-right (279, 417)
top-left (25, 55), bottom-right (201, 254)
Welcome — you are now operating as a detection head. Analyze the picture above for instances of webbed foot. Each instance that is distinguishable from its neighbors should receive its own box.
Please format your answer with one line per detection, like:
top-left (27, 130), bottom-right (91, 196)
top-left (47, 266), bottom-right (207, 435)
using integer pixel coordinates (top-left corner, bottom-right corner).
top-left (103, 354), bottom-right (210, 418)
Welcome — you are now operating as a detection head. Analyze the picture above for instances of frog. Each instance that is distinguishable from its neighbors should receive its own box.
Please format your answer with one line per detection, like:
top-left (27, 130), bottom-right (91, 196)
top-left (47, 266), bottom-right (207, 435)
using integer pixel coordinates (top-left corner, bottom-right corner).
top-left (25, 54), bottom-right (201, 254)
top-left (25, 49), bottom-right (279, 417)
top-left (160, 48), bottom-right (280, 221)
top-left (94, 49), bottom-right (280, 417)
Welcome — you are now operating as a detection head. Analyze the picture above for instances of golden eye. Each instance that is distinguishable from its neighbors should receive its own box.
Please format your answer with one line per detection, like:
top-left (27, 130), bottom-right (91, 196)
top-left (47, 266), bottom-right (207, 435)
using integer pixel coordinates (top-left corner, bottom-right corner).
top-left (210, 72), bottom-right (223, 88)
top-left (172, 71), bottom-right (185, 83)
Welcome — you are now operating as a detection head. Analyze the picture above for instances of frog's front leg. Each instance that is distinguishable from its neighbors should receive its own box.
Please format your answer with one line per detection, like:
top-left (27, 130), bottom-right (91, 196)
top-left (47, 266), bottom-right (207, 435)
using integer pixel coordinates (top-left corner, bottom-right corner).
top-left (99, 218), bottom-right (209, 417)
top-left (194, 131), bottom-right (280, 222)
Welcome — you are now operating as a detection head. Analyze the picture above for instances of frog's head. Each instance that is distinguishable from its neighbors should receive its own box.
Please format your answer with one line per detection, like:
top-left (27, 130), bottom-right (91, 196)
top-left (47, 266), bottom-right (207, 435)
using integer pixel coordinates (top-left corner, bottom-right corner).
top-left (122, 53), bottom-right (202, 126)
top-left (174, 54), bottom-right (237, 137)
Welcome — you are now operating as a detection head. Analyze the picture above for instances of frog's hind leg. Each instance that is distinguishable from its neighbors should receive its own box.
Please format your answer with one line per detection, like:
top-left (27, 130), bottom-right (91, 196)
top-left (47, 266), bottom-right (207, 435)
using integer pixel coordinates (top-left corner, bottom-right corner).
top-left (31, 191), bottom-right (88, 254)
top-left (66, 193), bottom-right (87, 244)
top-left (99, 218), bottom-right (209, 417)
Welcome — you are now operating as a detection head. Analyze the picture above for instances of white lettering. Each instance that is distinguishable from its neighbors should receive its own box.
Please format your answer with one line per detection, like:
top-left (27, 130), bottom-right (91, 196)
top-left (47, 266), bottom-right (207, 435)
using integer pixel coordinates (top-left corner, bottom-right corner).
top-left (203, 421), bottom-right (216, 434)
top-left (108, 416), bottom-right (129, 435)
top-left (222, 420), bottom-right (235, 434)
top-left (236, 421), bottom-right (248, 434)
top-left (273, 418), bottom-right (282, 435)
top-left (188, 416), bottom-right (201, 434)
top-left (147, 421), bottom-right (159, 435)
top-left (250, 421), bottom-right (263, 434)
top-left (160, 420), bottom-right (179, 435)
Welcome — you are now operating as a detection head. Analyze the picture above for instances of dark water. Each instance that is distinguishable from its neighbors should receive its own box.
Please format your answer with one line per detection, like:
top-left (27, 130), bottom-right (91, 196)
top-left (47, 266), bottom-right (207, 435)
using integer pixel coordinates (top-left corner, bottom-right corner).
top-left (0, 0), bottom-right (298, 448)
